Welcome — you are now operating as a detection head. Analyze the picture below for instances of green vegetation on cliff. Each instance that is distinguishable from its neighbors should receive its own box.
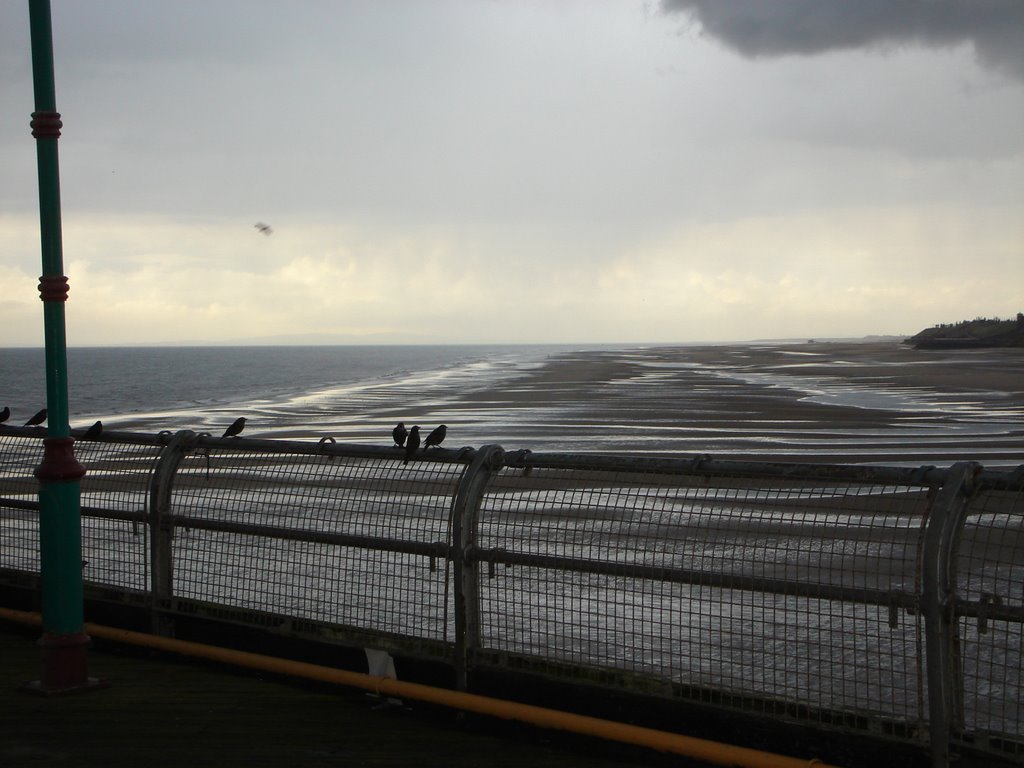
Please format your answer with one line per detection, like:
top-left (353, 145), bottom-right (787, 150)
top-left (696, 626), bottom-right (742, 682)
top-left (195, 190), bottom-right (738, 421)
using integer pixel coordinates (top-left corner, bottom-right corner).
top-left (906, 314), bottom-right (1024, 349)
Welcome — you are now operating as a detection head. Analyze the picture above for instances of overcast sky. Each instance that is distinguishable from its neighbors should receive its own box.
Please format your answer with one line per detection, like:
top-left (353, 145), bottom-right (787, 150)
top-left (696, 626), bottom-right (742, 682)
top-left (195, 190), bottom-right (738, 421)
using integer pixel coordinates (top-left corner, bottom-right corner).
top-left (1, 1), bottom-right (1021, 346)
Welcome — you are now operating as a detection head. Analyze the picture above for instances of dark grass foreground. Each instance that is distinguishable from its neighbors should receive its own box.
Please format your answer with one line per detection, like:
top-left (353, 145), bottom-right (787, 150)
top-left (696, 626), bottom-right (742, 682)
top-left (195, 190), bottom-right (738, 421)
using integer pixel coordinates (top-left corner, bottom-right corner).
top-left (0, 623), bottom-right (691, 768)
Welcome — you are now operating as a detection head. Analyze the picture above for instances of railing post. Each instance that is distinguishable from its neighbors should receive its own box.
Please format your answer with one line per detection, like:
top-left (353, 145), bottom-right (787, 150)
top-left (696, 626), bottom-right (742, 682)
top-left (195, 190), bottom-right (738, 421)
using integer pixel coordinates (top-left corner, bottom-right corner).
top-left (147, 430), bottom-right (196, 636)
top-left (921, 461), bottom-right (978, 768)
top-left (451, 444), bottom-right (504, 692)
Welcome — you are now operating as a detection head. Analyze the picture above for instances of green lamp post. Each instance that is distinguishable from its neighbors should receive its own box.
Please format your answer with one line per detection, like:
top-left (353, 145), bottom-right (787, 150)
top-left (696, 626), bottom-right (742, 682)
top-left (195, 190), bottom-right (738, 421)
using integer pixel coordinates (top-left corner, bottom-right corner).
top-left (25, 0), bottom-right (101, 694)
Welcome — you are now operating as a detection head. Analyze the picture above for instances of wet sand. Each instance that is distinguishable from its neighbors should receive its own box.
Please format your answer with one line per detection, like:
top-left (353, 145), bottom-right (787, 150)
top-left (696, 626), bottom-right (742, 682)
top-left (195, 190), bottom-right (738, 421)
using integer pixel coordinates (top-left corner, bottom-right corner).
top-left (373, 341), bottom-right (1024, 467)
top-left (112, 340), bottom-right (1022, 468)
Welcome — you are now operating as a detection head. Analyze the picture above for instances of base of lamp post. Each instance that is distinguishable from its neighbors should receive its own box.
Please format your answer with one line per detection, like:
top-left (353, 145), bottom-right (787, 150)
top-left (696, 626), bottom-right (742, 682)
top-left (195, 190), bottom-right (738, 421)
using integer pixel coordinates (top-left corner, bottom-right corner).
top-left (20, 631), bottom-right (107, 696)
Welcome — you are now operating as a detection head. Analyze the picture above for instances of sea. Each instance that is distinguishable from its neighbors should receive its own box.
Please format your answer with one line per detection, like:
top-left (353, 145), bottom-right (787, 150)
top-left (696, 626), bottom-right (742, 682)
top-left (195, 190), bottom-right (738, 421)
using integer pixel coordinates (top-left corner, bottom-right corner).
top-left (0, 344), bottom-right (584, 438)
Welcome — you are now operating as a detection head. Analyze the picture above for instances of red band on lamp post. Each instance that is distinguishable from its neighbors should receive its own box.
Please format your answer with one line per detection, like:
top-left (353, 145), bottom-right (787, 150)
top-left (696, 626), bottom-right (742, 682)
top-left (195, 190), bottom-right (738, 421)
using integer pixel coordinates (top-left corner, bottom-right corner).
top-left (38, 275), bottom-right (69, 302)
top-left (34, 437), bottom-right (86, 483)
top-left (30, 110), bottom-right (62, 139)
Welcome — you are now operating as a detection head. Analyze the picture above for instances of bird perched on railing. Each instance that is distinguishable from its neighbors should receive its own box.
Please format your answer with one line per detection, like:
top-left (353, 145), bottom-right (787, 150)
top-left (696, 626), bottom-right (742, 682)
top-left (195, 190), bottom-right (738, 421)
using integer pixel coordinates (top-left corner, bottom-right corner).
top-left (222, 417), bottom-right (246, 438)
top-left (393, 422), bottom-right (407, 448)
top-left (83, 420), bottom-right (103, 440)
top-left (424, 424), bottom-right (447, 450)
top-left (403, 426), bottom-right (420, 464)
top-left (0, 406), bottom-right (9, 424)
top-left (24, 408), bottom-right (47, 427)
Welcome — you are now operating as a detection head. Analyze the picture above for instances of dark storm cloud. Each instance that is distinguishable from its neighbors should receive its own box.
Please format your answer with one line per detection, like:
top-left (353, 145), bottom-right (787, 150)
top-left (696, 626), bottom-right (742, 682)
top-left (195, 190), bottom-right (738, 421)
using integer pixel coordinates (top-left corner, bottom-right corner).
top-left (661, 0), bottom-right (1024, 79)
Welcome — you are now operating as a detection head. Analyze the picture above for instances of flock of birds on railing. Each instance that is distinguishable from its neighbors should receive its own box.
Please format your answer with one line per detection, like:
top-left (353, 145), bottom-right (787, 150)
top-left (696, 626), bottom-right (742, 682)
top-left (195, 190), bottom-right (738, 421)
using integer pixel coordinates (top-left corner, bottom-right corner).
top-left (392, 422), bottom-right (447, 465)
top-left (219, 417), bottom-right (446, 463)
top-left (1, 408), bottom-right (448, 464)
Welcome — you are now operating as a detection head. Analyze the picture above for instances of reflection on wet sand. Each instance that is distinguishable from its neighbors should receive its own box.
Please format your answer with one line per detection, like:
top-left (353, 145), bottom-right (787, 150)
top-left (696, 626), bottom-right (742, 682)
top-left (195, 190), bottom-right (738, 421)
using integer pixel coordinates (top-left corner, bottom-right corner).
top-left (124, 341), bottom-right (1024, 467)
top-left (292, 342), bottom-right (1024, 466)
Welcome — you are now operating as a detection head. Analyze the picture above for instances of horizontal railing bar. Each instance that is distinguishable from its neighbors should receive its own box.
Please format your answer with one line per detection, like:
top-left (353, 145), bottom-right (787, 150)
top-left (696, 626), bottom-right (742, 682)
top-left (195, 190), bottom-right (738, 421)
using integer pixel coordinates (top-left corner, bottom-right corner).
top-left (1, 425), bottom-right (173, 447)
top-left (81, 506), bottom-right (147, 524)
top-left (952, 597), bottom-right (1024, 624)
top-left (1, 426), bottom-right (478, 465)
top-left (1, 502), bottom-right (146, 525)
top-left (973, 466), bottom-right (1024, 491)
top-left (4, 427), bottom-right (1021, 489)
top-left (169, 516), bottom-right (452, 559)
top-left (501, 451), bottom-right (958, 487)
top-left (192, 434), bottom-right (479, 465)
top-left (0, 498), bottom-right (39, 512)
top-left (471, 546), bottom-right (921, 612)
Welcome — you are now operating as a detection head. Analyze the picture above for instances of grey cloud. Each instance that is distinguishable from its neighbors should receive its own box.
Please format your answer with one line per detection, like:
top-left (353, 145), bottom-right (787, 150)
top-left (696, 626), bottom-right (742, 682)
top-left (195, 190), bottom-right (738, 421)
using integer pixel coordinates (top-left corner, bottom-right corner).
top-left (661, 0), bottom-right (1024, 79)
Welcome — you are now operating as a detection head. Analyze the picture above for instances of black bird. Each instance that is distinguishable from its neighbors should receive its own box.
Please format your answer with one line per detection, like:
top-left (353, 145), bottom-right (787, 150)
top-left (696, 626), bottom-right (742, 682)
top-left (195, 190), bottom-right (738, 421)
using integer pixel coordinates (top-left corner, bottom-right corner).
top-left (24, 408), bottom-right (47, 427)
top-left (423, 424), bottom-right (447, 450)
top-left (222, 417), bottom-right (246, 438)
top-left (392, 422), bottom-right (408, 448)
top-left (403, 426), bottom-right (420, 465)
top-left (254, 222), bottom-right (273, 236)
top-left (83, 420), bottom-right (103, 440)
top-left (0, 406), bottom-right (9, 424)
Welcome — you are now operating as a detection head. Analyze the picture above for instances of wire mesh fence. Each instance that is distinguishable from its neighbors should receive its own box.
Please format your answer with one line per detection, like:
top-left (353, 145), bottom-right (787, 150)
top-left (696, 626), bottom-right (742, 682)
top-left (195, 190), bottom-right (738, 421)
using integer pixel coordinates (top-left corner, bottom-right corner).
top-left (957, 482), bottom-right (1024, 753)
top-left (0, 432), bottom-right (160, 590)
top-left (474, 467), bottom-right (931, 728)
top-left (76, 437), bottom-right (162, 594)
top-left (167, 443), bottom-right (465, 639)
top-left (1, 426), bottom-right (1022, 764)
top-left (0, 433), bottom-right (41, 579)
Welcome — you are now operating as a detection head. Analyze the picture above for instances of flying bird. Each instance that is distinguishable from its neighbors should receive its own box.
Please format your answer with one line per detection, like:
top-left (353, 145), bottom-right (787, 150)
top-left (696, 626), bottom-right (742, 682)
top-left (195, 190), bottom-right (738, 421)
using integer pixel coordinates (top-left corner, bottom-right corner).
top-left (24, 408), bottom-right (47, 427)
top-left (222, 417), bottom-right (246, 438)
top-left (423, 424), bottom-right (447, 450)
top-left (83, 420), bottom-right (103, 440)
top-left (0, 406), bottom-right (9, 424)
top-left (403, 426), bottom-right (420, 465)
top-left (392, 422), bottom-right (408, 448)
top-left (254, 222), bottom-right (273, 236)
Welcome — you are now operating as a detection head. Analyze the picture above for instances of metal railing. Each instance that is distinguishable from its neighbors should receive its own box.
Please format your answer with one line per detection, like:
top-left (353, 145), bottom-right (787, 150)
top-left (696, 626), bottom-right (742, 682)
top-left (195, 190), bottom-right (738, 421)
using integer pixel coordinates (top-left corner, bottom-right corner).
top-left (1, 426), bottom-right (1022, 766)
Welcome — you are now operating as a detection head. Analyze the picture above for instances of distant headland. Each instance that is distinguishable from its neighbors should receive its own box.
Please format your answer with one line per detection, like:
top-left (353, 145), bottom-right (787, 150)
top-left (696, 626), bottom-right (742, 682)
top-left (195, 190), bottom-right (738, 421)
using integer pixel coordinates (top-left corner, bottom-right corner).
top-left (905, 314), bottom-right (1024, 349)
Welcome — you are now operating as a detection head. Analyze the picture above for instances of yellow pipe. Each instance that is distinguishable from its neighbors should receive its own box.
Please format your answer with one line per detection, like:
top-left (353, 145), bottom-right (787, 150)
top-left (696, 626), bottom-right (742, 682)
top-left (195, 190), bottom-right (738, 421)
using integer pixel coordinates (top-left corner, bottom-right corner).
top-left (0, 607), bottom-right (837, 768)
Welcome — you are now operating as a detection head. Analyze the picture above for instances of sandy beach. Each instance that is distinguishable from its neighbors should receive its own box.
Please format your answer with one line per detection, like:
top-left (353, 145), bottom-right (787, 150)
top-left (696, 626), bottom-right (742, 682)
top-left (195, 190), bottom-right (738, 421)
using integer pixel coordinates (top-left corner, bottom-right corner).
top-left (247, 340), bottom-right (1023, 468)
top-left (69, 340), bottom-right (1022, 467)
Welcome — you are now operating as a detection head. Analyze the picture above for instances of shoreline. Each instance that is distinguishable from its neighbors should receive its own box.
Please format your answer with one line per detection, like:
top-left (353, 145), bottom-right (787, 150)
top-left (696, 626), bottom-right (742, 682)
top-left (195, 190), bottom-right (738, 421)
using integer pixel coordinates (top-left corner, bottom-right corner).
top-left (261, 341), bottom-right (1024, 466)
top-left (11, 341), bottom-right (1021, 467)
